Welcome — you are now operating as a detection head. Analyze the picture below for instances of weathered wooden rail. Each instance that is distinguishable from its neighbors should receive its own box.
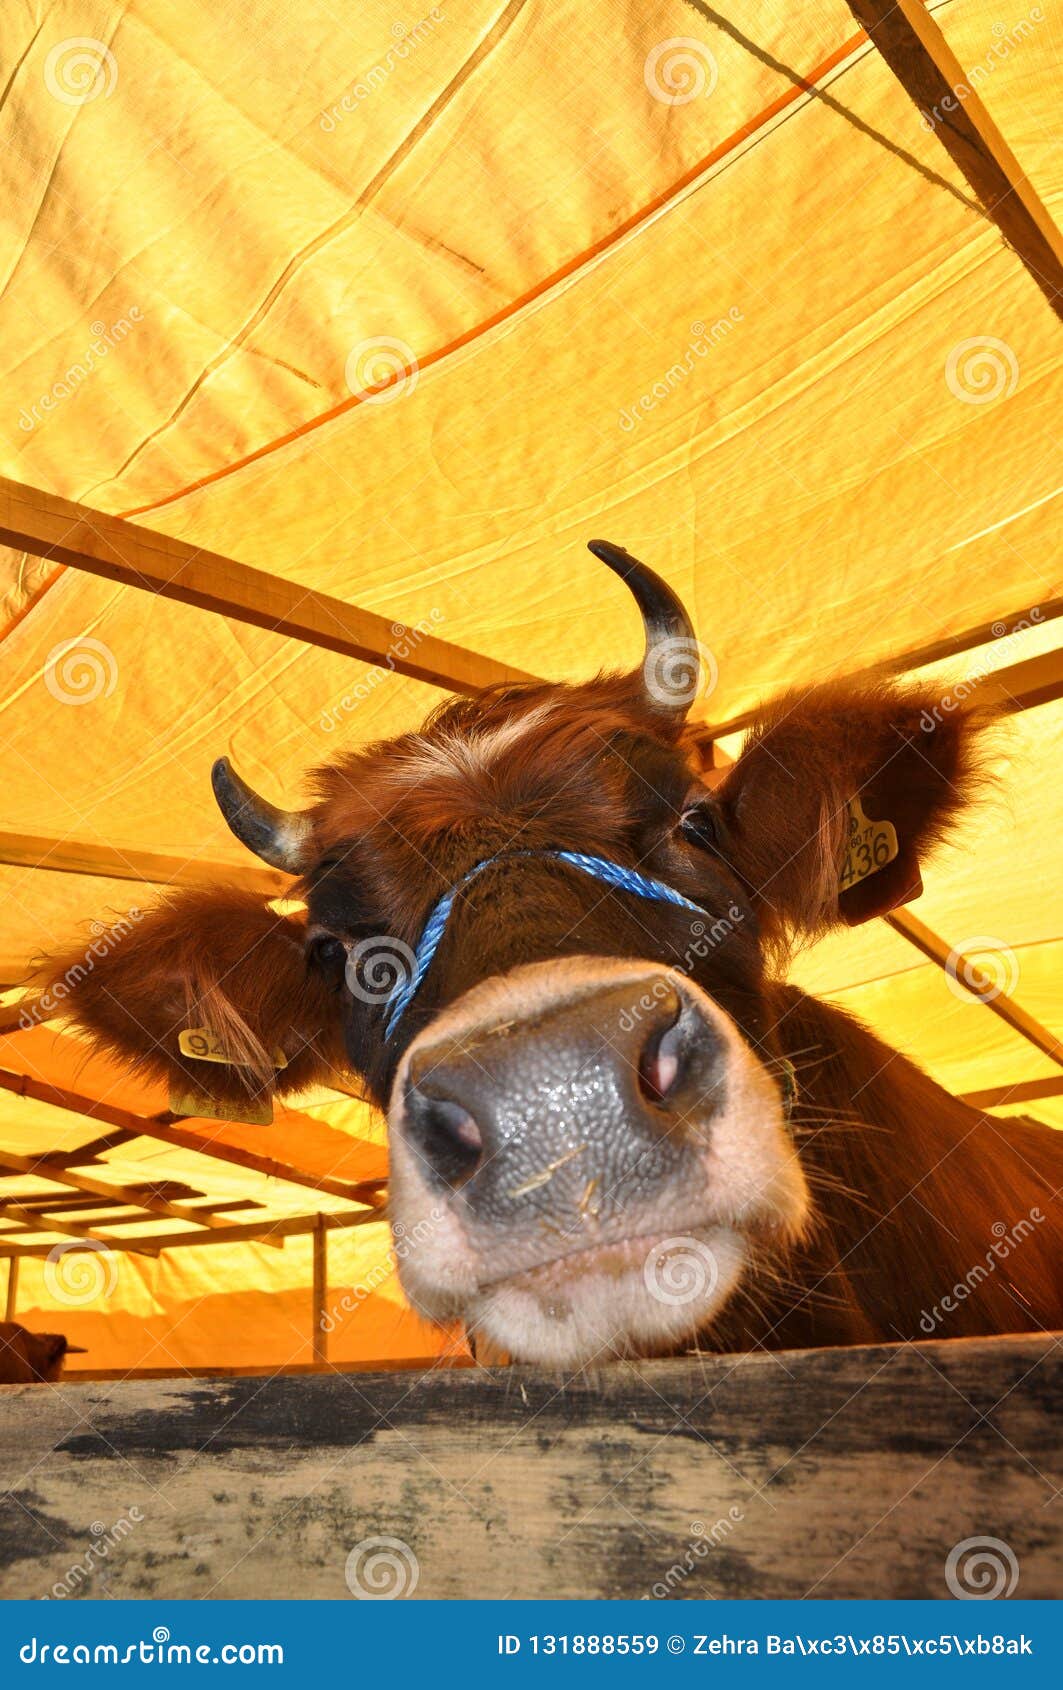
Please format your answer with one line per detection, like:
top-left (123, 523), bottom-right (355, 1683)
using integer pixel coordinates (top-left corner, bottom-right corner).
top-left (0, 1333), bottom-right (1059, 1599)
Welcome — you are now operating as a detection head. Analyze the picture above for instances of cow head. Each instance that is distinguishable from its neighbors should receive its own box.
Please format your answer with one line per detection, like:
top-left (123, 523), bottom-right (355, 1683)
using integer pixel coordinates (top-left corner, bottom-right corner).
top-left (38, 544), bottom-right (984, 1365)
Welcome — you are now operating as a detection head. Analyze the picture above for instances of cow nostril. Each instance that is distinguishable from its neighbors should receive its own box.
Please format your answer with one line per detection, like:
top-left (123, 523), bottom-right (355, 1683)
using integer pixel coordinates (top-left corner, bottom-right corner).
top-left (403, 1088), bottom-right (483, 1189)
top-left (638, 1019), bottom-right (685, 1106)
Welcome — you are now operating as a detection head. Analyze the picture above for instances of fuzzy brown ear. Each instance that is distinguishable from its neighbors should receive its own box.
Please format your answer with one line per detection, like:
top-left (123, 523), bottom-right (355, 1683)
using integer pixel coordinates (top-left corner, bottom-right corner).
top-left (715, 680), bottom-right (990, 948)
top-left (29, 887), bottom-right (348, 1107)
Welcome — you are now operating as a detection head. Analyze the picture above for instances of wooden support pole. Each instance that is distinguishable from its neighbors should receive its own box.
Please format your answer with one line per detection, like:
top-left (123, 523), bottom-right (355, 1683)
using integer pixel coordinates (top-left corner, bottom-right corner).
top-left (0, 477), bottom-right (539, 695)
top-left (4, 1257), bottom-right (17, 1321)
top-left (886, 911), bottom-right (1063, 1067)
top-left (312, 1214), bottom-right (328, 1366)
top-left (845, 0), bottom-right (1063, 317)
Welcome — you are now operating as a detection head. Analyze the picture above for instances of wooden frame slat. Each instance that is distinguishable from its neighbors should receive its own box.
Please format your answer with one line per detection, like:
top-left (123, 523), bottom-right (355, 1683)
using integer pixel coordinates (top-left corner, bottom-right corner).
top-left (0, 1207), bottom-right (379, 1258)
top-left (961, 1075), bottom-right (1063, 1110)
top-left (0, 1066), bottom-right (386, 1207)
top-left (699, 613), bottom-right (1063, 740)
top-left (886, 910), bottom-right (1063, 1067)
top-left (845, 0), bottom-right (1063, 316)
top-left (0, 476), bottom-right (539, 694)
top-left (0, 1148), bottom-right (241, 1233)
top-left (0, 832), bottom-right (288, 897)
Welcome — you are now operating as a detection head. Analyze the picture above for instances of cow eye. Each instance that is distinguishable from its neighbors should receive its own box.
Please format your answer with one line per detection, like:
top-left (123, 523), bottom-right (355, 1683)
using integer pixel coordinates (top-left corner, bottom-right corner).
top-left (679, 801), bottom-right (721, 854)
top-left (307, 933), bottom-right (349, 991)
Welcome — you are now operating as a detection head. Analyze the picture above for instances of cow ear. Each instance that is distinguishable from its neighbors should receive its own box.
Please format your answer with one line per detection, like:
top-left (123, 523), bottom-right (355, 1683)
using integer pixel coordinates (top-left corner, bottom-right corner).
top-left (29, 887), bottom-right (349, 1107)
top-left (715, 681), bottom-right (990, 949)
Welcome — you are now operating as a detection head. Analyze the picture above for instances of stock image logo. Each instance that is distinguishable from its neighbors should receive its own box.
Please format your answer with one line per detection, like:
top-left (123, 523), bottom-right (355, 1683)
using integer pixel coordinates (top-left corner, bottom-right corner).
top-left (944, 337), bottom-right (1019, 404)
top-left (945, 1536), bottom-right (1019, 1600)
top-left (44, 638), bottom-right (118, 705)
top-left (944, 936), bottom-right (1019, 1005)
top-left (643, 38), bottom-right (718, 106)
top-left (344, 336), bottom-right (419, 404)
top-left (345, 935), bottom-right (416, 1006)
top-left (44, 37), bottom-right (117, 105)
top-left (344, 1535), bottom-right (420, 1599)
top-left (43, 1240), bottom-right (119, 1307)
top-left (643, 1236), bottom-right (719, 1306)
top-left (643, 635), bottom-right (717, 711)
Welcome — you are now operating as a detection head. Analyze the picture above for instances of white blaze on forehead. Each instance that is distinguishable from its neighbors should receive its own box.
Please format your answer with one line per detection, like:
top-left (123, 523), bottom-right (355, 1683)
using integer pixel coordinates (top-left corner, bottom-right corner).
top-left (392, 701), bottom-right (561, 785)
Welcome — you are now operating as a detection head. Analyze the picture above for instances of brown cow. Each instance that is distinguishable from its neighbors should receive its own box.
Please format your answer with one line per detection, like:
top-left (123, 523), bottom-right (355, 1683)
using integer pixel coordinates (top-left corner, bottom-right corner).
top-left (35, 542), bottom-right (1062, 1365)
top-left (0, 1321), bottom-right (79, 1383)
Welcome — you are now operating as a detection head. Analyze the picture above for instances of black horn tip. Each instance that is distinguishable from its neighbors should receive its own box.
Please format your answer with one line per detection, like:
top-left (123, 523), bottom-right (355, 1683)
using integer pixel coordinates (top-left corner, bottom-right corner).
top-left (587, 538), bottom-right (637, 572)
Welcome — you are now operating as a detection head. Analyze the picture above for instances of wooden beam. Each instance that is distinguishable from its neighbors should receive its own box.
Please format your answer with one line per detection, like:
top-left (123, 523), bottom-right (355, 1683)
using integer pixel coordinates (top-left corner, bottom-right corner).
top-left (0, 1148), bottom-right (242, 1233)
top-left (0, 1207), bottom-right (381, 1258)
top-left (0, 1067), bottom-right (387, 1207)
top-left (699, 603), bottom-right (1063, 740)
top-left (0, 832), bottom-right (288, 898)
top-left (0, 1335), bottom-right (1058, 1598)
top-left (961, 1075), bottom-right (1063, 1111)
top-left (886, 910), bottom-right (1063, 1067)
top-left (3, 1257), bottom-right (16, 1321)
top-left (0, 1201), bottom-right (161, 1256)
top-left (979, 648), bottom-right (1063, 716)
top-left (845, 0), bottom-right (1063, 316)
top-left (0, 477), bottom-right (539, 695)
top-left (312, 1214), bottom-right (328, 1365)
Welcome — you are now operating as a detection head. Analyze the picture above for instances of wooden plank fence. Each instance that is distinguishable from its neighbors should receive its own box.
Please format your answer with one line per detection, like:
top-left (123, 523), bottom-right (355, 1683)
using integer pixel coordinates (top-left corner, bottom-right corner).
top-left (0, 1333), bottom-right (1059, 1599)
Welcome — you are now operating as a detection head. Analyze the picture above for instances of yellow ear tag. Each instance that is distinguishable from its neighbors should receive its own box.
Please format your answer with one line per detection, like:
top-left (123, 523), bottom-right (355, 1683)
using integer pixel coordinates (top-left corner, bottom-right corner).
top-left (178, 1027), bottom-right (288, 1069)
top-left (168, 1086), bottom-right (274, 1127)
top-left (839, 797), bottom-right (899, 891)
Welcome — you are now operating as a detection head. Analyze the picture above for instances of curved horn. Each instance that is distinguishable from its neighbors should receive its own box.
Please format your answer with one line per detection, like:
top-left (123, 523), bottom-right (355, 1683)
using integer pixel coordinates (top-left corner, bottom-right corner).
top-left (211, 758), bottom-right (313, 874)
top-left (587, 538), bottom-right (699, 722)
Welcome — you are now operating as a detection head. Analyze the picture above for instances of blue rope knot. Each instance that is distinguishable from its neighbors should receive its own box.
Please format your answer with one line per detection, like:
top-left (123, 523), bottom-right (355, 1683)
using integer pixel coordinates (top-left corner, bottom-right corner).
top-left (383, 849), bottom-right (709, 1041)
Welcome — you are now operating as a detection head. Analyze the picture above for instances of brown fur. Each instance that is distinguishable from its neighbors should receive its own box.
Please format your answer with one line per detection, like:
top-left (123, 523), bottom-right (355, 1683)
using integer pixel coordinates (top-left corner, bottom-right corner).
top-left (30, 887), bottom-right (347, 1100)
top-left (28, 670), bottom-right (1060, 1349)
top-left (714, 680), bottom-right (991, 955)
top-left (0, 1322), bottom-right (72, 1383)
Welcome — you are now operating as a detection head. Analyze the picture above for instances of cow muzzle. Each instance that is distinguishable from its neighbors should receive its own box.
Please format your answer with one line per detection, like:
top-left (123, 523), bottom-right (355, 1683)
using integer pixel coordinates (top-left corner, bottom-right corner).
top-left (386, 957), bottom-right (809, 1366)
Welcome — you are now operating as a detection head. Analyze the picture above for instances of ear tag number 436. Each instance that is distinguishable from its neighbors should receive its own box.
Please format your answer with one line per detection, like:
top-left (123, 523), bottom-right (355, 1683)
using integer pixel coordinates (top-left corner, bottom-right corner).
top-left (839, 796), bottom-right (898, 890)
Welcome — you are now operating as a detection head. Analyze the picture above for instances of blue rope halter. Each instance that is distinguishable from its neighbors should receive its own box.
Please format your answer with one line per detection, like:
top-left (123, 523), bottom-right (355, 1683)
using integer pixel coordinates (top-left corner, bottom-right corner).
top-left (383, 850), bottom-right (709, 1041)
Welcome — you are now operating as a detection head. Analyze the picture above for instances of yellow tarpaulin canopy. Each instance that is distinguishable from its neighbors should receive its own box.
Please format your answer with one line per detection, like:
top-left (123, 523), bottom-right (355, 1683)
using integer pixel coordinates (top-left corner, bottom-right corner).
top-left (0, 0), bottom-right (1059, 1373)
